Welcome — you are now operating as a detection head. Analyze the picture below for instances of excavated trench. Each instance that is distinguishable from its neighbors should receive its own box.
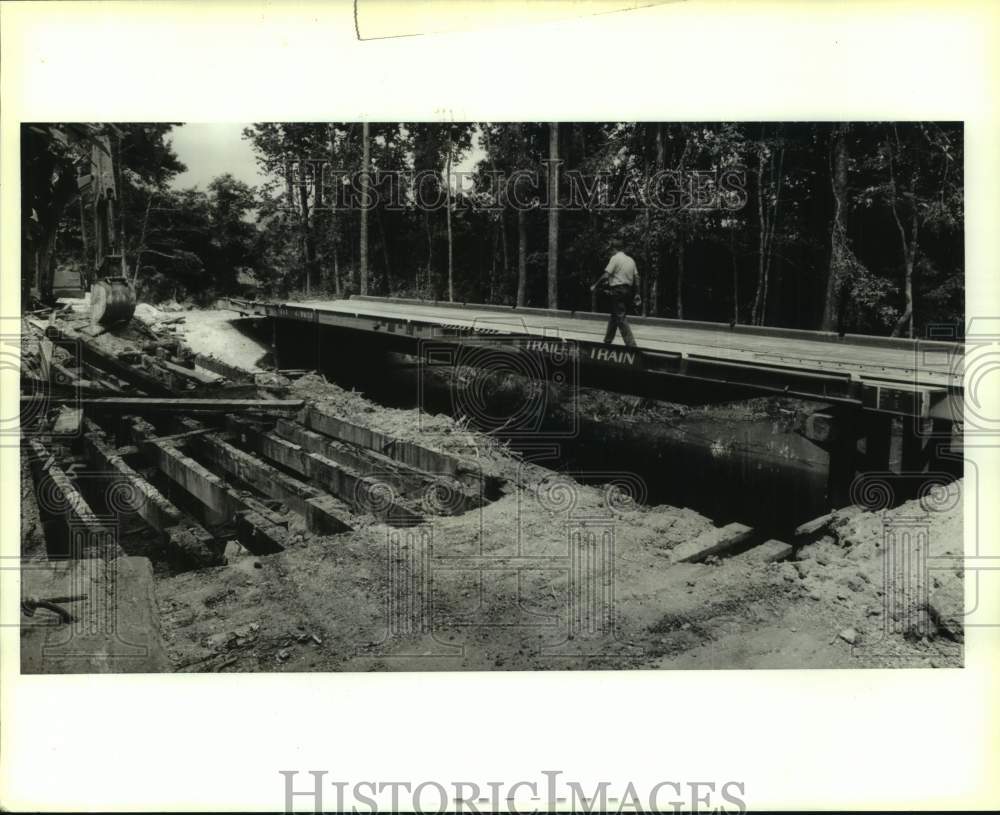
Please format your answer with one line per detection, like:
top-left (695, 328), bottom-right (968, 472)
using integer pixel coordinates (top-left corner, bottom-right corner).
top-left (261, 319), bottom-right (835, 538)
top-left (19, 310), bottom-right (967, 675)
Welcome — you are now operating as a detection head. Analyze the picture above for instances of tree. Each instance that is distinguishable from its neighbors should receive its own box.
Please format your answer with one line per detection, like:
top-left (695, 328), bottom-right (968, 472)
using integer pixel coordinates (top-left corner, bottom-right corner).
top-left (21, 123), bottom-right (185, 304)
top-left (546, 122), bottom-right (559, 309)
top-left (360, 121), bottom-right (370, 295)
top-left (749, 126), bottom-right (786, 326)
top-left (515, 123), bottom-right (529, 306)
top-left (445, 125), bottom-right (454, 301)
top-left (821, 123), bottom-right (849, 331)
top-left (327, 124), bottom-right (342, 295)
top-left (853, 123), bottom-right (962, 337)
top-left (206, 174), bottom-right (259, 293)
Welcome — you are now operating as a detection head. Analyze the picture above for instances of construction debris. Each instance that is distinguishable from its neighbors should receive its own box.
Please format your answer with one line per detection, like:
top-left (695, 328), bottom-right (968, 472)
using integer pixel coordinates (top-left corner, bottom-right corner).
top-left (19, 299), bottom-right (963, 675)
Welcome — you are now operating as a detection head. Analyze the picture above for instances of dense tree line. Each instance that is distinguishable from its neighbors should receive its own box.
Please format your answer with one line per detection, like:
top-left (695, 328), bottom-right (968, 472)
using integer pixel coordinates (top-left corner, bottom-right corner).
top-left (24, 121), bottom-right (962, 336)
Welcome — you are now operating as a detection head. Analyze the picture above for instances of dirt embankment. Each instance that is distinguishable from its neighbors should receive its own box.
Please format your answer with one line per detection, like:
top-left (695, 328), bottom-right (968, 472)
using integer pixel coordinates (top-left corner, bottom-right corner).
top-left (153, 309), bottom-right (963, 671)
top-left (154, 472), bottom-right (962, 672)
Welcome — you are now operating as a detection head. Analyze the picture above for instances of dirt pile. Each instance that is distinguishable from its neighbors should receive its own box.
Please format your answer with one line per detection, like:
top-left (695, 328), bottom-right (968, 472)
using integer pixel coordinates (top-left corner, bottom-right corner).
top-left (289, 373), bottom-right (520, 481)
top-left (172, 307), bottom-right (270, 372)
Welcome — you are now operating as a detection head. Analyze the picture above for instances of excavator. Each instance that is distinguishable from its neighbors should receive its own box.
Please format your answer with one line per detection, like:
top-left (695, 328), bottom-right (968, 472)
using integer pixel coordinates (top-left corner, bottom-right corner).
top-left (77, 130), bottom-right (136, 327)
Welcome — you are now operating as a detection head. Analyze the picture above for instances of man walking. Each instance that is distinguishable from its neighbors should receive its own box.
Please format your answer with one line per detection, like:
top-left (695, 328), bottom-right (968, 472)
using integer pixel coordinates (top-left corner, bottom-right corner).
top-left (591, 240), bottom-right (641, 346)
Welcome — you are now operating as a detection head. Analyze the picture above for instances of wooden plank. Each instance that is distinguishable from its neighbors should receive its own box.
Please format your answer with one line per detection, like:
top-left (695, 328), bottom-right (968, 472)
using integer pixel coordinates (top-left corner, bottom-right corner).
top-left (794, 512), bottom-right (834, 538)
top-left (127, 417), bottom-right (289, 554)
top-left (178, 419), bottom-right (352, 534)
top-left (669, 522), bottom-right (754, 563)
top-left (274, 418), bottom-right (445, 496)
top-left (51, 360), bottom-right (107, 390)
top-left (129, 419), bottom-right (227, 512)
top-left (82, 420), bottom-right (223, 566)
top-left (158, 359), bottom-right (222, 385)
top-left (29, 396), bottom-right (304, 414)
top-left (45, 324), bottom-right (175, 395)
top-left (194, 353), bottom-right (253, 382)
top-left (302, 406), bottom-right (471, 479)
top-left (733, 539), bottom-right (794, 564)
top-left (228, 416), bottom-right (423, 526)
top-left (25, 438), bottom-right (119, 559)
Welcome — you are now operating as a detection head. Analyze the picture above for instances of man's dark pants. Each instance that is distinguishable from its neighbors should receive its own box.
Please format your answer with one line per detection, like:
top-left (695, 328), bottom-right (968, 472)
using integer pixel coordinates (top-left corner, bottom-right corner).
top-left (603, 284), bottom-right (637, 346)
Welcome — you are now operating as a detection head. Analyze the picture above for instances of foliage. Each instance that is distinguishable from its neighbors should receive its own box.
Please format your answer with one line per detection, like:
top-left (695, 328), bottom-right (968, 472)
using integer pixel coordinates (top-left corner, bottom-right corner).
top-left (27, 121), bottom-right (963, 336)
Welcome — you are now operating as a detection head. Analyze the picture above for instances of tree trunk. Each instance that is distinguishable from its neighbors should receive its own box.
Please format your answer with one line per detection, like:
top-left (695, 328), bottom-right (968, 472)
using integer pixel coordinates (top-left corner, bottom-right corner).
top-left (673, 125), bottom-right (691, 319)
top-left (328, 127), bottom-right (341, 296)
top-left (516, 209), bottom-right (527, 307)
top-left (484, 124), bottom-right (507, 305)
top-left (489, 220), bottom-right (498, 303)
top-left (445, 126), bottom-right (454, 302)
top-left (731, 231), bottom-right (740, 324)
top-left (546, 122), bottom-right (559, 309)
top-left (132, 193), bottom-right (153, 289)
top-left (675, 243), bottom-right (685, 319)
top-left (500, 213), bottom-right (510, 301)
top-left (376, 205), bottom-right (392, 291)
top-left (515, 123), bottom-right (527, 307)
top-left (767, 250), bottom-right (784, 325)
top-left (821, 123), bottom-right (849, 331)
top-left (423, 210), bottom-right (433, 294)
top-left (890, 209), bottom-right (918, 338)
top-left (888, 143), bottom-right (918, 339)
top-left (360, 121), bottom-right (370, 295)
top-left (901, 244), bottom-right (915, 338)
top-left (650, 124), bottom-right (665, 316)
top-left (298, 179), bottom-right (312, 295)
top-left (312, 158), bottom-right (323, 292)
top-left (330, 190), bottom-right (341, 295)
top-left (642, 129), bottom-right (651, 317)
top-left (750, 139), bottom-right (785, 326)
top-left (751, 150), bottom-right (767, 326)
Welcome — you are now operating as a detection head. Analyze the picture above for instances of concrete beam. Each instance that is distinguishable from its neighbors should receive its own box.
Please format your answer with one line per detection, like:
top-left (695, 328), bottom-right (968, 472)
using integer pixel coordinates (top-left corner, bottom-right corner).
top-left (274, 419), bottom-right (421, 493)
top-left (127, 417), bottom-right (289, 554)
top-left (733, 539), bottom-right (793, 564)
top-left (194, 353), bottom-right (253, 382)
top-left (25, 438), bottom-right (119, 559)
top-left (227, 416), bottom-right (422, 527)
top-left (302, 406), bottom-right (471, 480)
top-left (82, 420), bottom-right (223, 567)
top-left (178, 419), bottom-right (353, 535)
top-left (670, 522), bottom-right (754, 563)
top-left (274, 419), bottom-right (483, 517)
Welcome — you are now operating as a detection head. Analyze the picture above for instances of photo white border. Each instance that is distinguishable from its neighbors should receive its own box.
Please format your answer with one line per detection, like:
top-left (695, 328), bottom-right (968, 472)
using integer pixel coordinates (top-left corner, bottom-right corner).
top-left (2, 1), bottom-right (998, 810)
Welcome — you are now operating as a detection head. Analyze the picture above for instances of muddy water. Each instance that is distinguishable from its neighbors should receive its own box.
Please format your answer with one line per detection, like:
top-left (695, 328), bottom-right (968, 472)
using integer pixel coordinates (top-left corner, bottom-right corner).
top-left (557, 414), bottom-right (828, 532)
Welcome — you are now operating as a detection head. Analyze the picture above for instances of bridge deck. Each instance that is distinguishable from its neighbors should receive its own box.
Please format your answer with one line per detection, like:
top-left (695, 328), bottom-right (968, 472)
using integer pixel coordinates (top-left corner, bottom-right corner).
top-left (289, 296), bottom-right (963, 391)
